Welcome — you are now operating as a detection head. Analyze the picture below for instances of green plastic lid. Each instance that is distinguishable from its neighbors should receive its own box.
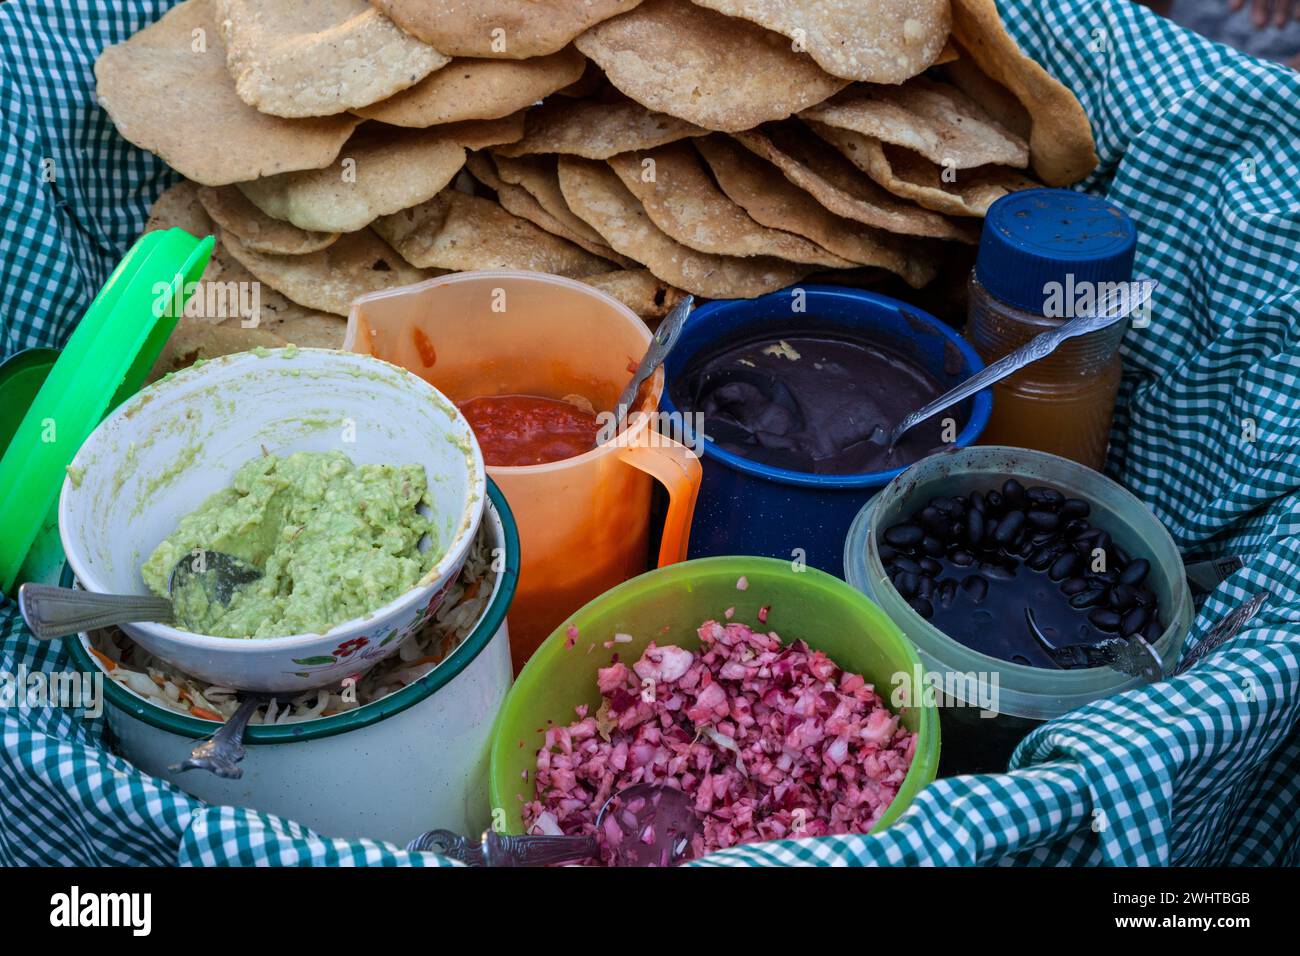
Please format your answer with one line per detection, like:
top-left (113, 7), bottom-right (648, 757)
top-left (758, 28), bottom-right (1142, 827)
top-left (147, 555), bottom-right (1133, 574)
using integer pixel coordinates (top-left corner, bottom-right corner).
top-left (0, 348), bottom-right (59, 451)
top-left (0, 227), bottom-right (214, 594)
top-left (0, 347), bottom-right (61, 590)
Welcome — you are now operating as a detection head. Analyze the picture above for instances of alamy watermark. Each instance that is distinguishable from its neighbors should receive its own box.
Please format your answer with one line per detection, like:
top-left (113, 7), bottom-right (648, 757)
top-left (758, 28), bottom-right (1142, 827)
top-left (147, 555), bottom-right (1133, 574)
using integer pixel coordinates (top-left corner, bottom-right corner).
top-left (50, 886), bottom-right (150, 936)
top-left (594, 408), bottom-right (707, 455)
top-left (152, 278), bottom-right (262, 326)
top-left (890, 664), bottom-right (1001, 717)
top-left (0, 666), bottom-right (102, 719)
top-left (1041, 274), bottom-right (1155, 327)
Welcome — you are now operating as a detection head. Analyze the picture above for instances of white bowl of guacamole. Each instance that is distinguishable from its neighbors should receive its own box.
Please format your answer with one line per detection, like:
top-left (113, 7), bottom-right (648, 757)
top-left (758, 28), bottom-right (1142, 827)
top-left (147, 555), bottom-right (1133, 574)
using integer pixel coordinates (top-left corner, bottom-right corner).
top-left (59, 348), bottom-right (486, 692)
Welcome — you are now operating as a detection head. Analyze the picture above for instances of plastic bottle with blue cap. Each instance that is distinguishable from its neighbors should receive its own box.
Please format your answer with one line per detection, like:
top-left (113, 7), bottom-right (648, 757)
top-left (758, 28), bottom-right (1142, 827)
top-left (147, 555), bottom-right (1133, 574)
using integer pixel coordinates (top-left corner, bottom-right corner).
top-left (968, 188), bottom-right (1138, 471)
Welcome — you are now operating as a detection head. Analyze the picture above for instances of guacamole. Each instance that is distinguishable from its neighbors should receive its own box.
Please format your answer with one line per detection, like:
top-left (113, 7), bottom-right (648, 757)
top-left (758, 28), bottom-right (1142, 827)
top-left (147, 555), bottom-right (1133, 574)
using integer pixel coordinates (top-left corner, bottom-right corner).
top-left (141, 451), bottom-right (437, 639)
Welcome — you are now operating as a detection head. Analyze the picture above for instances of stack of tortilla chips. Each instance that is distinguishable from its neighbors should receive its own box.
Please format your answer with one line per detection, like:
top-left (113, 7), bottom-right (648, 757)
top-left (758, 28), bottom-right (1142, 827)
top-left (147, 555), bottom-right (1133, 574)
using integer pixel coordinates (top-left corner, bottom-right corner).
top-left (93, 0), bottom-right (1097, 375)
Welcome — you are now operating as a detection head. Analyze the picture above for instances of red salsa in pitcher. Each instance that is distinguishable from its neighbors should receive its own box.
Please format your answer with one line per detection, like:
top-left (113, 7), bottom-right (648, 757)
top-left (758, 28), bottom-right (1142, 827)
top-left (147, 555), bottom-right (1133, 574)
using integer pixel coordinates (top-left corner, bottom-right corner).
top-left (459, 394), bottom-right (601, 467)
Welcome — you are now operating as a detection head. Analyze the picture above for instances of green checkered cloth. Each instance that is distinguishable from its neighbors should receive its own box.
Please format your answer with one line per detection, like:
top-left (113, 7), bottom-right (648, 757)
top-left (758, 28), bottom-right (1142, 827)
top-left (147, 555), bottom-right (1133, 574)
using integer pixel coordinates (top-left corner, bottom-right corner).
top-left (2, 0), bottom-right (1297, 867)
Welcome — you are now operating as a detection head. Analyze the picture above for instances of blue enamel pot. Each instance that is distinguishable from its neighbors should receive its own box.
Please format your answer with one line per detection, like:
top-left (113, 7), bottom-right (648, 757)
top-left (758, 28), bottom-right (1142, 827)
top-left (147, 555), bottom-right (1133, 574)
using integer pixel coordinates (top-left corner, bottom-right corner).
top-left (661, 285), bottom-right (992, 577)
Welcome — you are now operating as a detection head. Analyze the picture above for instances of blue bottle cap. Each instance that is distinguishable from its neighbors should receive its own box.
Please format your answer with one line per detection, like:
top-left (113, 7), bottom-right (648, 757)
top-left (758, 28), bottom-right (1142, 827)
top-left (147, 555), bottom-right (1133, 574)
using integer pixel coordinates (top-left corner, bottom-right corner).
top-left (975, 189), bottom-right (1137, 315)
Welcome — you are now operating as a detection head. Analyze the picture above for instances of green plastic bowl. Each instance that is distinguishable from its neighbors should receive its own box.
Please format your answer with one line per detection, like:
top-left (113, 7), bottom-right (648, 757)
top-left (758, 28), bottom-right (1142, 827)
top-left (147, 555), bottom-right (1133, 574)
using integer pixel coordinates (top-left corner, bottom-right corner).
top-left (489, 556), bottom-right (940, 838)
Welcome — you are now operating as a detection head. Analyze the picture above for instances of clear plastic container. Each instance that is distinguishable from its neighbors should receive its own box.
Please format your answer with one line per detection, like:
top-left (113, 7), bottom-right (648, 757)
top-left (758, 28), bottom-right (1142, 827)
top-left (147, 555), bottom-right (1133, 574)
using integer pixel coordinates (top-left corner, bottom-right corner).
top-left (968, 272), bottom-right (1126, 470)
top-left (844, 445), bottom-right (1193, 775)
top-left (967, 189), bottom-right (1137, 471)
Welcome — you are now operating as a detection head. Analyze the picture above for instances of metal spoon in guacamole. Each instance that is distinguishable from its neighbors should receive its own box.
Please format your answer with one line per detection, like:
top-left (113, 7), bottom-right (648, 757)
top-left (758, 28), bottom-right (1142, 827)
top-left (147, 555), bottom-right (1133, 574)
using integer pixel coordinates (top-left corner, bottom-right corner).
top-left (18, 550), bottom-right (262, 641)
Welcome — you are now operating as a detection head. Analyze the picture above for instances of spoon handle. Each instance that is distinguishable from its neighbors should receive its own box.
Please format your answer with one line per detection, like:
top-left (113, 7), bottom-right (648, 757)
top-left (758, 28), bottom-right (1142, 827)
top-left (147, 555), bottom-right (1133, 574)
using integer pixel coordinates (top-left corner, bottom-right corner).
top-left (17, 583), bottom-right (174, 640)
top-left (171, 693), bottom-right (263, 779)
top-left (406, 829), bottom-right (487, 864)
top-left (895, 327), bottom-right (1070, 438)
top-left (613, 294), bottom-right (695, 433)
top-left (891, 279), bottom-right (1155, 444)
top-left (404, 830), bottom-right (600, 867)
top-left (482, 831), bottom-right (600, 867)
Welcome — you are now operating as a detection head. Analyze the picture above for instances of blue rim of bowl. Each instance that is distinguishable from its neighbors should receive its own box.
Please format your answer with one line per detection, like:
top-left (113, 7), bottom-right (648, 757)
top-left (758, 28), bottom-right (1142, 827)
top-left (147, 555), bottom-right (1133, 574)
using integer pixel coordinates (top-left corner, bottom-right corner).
top-left (61, 479), bottom-right (520, 744)
top-left (660, 285), bottom-right (993, 490)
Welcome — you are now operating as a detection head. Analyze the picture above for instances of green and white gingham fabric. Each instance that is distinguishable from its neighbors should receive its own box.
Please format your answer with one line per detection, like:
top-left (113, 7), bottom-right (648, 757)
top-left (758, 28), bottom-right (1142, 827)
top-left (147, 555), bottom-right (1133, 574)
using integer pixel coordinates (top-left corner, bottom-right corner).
top-left (1, 0), bottom-right (1297, 867)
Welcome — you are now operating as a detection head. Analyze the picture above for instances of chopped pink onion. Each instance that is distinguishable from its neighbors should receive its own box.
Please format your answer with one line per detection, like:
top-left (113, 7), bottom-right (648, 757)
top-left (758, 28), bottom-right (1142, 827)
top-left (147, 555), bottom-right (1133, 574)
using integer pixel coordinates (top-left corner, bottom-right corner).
top-left (522, 619), bottom-right (916, 862)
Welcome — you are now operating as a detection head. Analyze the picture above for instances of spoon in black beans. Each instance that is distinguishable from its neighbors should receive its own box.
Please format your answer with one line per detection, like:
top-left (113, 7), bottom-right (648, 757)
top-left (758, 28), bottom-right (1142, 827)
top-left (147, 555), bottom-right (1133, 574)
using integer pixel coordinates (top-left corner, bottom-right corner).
top-left (880, 479), bottom-right (1163, 670)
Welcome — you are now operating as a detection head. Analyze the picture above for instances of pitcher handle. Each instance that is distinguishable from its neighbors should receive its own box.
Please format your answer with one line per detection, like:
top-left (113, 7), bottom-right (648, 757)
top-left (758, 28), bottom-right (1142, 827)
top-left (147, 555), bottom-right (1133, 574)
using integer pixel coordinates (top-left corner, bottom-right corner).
top-left (617, 433), bottom-right (701, 568)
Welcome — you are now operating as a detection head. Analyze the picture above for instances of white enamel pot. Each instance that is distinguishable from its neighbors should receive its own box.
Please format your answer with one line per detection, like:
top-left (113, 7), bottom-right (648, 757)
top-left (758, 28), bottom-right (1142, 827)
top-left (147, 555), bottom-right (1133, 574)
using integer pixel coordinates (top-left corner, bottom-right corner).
top-left (63, 483), bottom-right (518, 844)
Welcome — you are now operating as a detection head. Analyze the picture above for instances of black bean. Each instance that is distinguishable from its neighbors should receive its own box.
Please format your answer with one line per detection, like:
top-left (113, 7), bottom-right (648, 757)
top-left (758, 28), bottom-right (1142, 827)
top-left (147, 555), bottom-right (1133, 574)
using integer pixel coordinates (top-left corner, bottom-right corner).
top-left (1027, 485), bottom-right (1064, 507)
top-left (1029, 530), bottom-right (1056, 546)
top-left (1017, 536), bottom-right (1037, 557)
top-left (993, 510), bottom-right (1025, 544)
top-left (1073, 526), bottom-right (1101, 544)
top-left (1060, 498), bottom-right (1091, 520)
top-left (1089, 608), bottom-right (1122, 632)
top-left (1142, 620), bottom-right (1163, 642)
top-left (921, 535), bottom-right (946, 557)
top-left (1002, 478), bottom-right (1026, 508)
top-left (1111, 544), bottom-right (1131, 567)
top-left (966, 509), bottom-right (985, 546)
top-left (894, 571), bottom-right (918, 597)
top-left (930, 496), bottom-right (961, 520)
top-left (893, 556), bottom-right (921, 575)
top-left (919, 557), bottom-right (941, 577)
top-left (919, 506), bottom-right (946, 538)
top-left (980, 561), bottom-right (1016, 581)
top-left (937, 578), bottom-right (958, 609)
top-left (985, 490), bottom-right (1004, 514)
top-left (884, 524), bottom-right (924, 548)
top-left (917, 576), bottom-right (935, 600)
top-left (878, 543), bottom-right (898, 564)
top-left (960, 574), bottom-right (989, 602)
top-left (1027, 510), bottom-right (1060, 531)
top-left (969, 490), bottom-right (986, 513)
top-left (1064, 519), bottom-right (1091, 538)
top-left (1135, 586), bottom-right (1155, 608)
top-left (1119, 558), bottom-right (1150, 586)
top-left (1061, 577), bottom-right (1089, 596)
top-left (1092, 530), bottom-right (1111, 553)
top-left (1027, 547), bottom-right (1054, 570)
top-left (1109, 584), bottom-right (1137, 610)
top-left (1049, 551), bottom-right (1080, 581)
top-left (1069, 587), bottom-right (1106, 608)
top-left (1121, 605), bottom-right (1150, 636)
top-left (1089, 569), bottom-right (1119, 585)
top-left (949, 549), bottom-right (975, 567)
top-left (949, 520), bottom-right (965, 539)
top-left (908, 597), bottom-right (934, 619)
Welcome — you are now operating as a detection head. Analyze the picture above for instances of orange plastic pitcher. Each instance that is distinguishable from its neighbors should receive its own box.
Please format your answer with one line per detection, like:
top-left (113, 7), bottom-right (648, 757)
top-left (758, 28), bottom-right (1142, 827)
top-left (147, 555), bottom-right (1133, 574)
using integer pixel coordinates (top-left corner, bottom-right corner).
top-left (347, 271), bottom-right (701, 668)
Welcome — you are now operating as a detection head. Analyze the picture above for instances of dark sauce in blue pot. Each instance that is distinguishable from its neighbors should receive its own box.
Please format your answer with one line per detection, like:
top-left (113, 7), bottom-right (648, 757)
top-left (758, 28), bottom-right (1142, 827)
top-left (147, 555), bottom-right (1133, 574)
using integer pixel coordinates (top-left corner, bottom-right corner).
top-left (670, 331), bottom-right (954, 475)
